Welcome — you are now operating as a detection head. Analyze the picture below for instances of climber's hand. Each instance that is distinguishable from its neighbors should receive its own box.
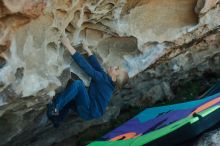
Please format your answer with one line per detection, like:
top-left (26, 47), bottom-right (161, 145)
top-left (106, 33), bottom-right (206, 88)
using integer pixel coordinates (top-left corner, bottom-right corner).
top-left (82, 41), bottom-right (93, 56)
top-left (82, 41), bottom-right (89, 51)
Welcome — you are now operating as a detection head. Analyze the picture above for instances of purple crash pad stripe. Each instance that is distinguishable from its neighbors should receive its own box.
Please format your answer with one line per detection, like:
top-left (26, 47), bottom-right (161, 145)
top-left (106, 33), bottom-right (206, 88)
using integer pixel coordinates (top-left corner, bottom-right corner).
top-left (102, 108), bottom-right (194, 140)
top-left (102, 96), bottom-right (220, 141)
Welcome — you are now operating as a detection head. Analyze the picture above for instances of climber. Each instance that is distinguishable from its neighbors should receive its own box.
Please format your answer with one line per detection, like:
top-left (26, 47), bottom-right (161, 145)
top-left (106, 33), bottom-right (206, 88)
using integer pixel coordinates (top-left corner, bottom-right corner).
top-left (47, 36), bottom-right (129, 127)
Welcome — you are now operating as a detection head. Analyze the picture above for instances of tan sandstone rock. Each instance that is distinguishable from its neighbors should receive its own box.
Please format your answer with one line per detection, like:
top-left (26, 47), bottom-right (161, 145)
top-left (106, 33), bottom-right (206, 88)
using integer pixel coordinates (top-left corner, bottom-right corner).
top-left (0, 1), bottom-right (220, 144)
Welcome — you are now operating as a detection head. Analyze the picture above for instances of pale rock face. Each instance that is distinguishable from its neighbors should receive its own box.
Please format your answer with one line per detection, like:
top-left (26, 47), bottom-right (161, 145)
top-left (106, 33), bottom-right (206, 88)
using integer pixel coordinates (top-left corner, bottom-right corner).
top-left (0, 0), bottom-right (220, 145)
top-left (0, 0), bottom-right (205, 100)
top-left (195, 0), bottom-right (220, 14)
top-left (113, 0), bottom-right (198, 45)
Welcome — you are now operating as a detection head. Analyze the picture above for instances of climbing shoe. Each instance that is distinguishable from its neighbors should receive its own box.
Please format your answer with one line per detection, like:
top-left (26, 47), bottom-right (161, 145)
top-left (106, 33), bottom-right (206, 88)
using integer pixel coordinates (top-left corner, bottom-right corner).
top-left (47, 101), bottom-right (59, 117)
top-left (47, 102), bottom-right (60, 128)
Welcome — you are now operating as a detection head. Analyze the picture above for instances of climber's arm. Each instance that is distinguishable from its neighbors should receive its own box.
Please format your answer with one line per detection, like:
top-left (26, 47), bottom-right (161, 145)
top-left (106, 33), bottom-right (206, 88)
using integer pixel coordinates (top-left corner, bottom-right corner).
top-left (71, 52), bottom-right (104, 80)
top-left (61, 36), bottom-right (76, 55)
top-left (82, 42), bottom-right (104, 72)
top-left (61, 36), bottom-right (103, 80)
top-left (87, 55), bottom-right (104, 72)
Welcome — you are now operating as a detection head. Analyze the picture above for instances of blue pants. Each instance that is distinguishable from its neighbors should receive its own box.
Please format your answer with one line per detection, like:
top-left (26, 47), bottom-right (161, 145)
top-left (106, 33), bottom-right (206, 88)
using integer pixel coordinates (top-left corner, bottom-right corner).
top-left (54, 80), bottom-right (92, 121)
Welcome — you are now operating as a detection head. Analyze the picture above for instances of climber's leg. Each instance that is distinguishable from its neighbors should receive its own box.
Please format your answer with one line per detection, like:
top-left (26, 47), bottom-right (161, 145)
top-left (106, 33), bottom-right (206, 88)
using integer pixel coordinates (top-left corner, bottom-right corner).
top-left (54, 80), bottom-right (87, 111)
top-left (47, 80), bottom-right (86, 117)
top-left (54, 81), bottom-right (92, 125)
top-left (74, 87), bottom-right (93, 120)
top-left (47, 79), bottom-right (92, 127)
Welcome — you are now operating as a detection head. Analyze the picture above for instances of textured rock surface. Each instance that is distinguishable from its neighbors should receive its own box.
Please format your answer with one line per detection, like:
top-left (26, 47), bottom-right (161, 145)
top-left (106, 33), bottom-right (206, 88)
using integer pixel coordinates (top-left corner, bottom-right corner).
top-left (0, 0), bottom-right (220, 145)
top-left (195, 128), bottom-right (220, 146)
